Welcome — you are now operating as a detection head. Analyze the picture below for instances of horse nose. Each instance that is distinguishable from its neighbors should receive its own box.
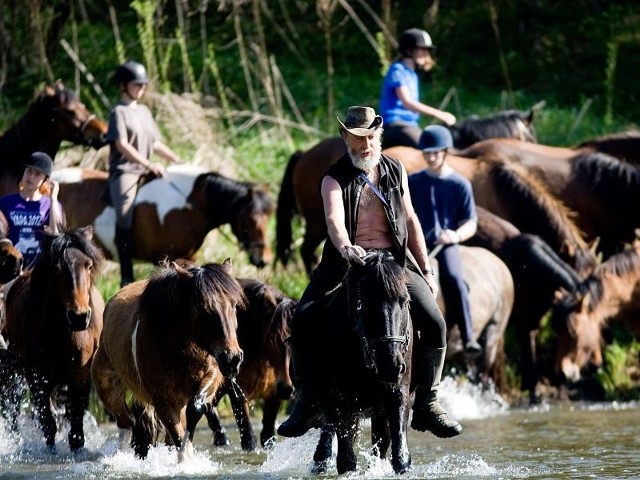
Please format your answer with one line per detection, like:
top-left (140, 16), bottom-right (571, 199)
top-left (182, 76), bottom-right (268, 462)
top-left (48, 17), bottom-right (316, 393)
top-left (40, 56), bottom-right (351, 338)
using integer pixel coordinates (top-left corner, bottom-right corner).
top-left (67, 308), bottom-right (92, 331)
top-left (217, 349), bottom-right (244, 377)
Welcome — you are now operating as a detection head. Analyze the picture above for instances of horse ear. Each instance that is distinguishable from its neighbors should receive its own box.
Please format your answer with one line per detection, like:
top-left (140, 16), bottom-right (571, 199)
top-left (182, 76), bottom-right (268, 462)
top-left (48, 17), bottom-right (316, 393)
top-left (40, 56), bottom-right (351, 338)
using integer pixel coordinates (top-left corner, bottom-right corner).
top-left (579, 291), bottom-right (590, 312)
top-left (222, 258), bottom-right (233, 274)
top-left (79, 225), bottom-right (94, 241)
top-left (588, 237), bottom-right (600, 256)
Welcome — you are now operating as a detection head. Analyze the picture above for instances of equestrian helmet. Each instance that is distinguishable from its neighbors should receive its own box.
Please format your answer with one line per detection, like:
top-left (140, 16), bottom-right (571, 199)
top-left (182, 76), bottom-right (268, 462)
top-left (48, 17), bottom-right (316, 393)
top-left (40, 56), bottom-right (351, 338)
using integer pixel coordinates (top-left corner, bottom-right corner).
top-left (113, 60), bottom-right (149, 85)
top-left (25, 152), bottom-right (54, 177)
top-left (399, 28), bottom-right (435, 56)
top-left (419, 125), bottom-right (453, 152)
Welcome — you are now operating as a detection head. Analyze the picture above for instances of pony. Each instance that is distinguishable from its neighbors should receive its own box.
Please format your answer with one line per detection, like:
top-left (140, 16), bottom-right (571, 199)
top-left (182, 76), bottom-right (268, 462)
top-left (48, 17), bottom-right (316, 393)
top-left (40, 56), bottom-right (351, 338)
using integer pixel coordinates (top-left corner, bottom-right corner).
top-left (53, 165), bottom-right (275, 269)
top-left (449, 108), bottom-right (537, 149)
top-left (549, 240), bottom-right (640, 386)
top-left (305, 249), bottom-right (413, 474)
top-left (435, 245), bottom-right (514, 391)
top-left (194, 277), bottom-right (296, 451)
top-left (91, 258), bottom-right (246, 461)
top-left (0, 82), bottom-right (107, 197)
top-left (276, 140), bottom-right (595, 276)
top-left (0, 227), bottom-right (105, 452)
top-left (459, 138), bottom-right (640, 260)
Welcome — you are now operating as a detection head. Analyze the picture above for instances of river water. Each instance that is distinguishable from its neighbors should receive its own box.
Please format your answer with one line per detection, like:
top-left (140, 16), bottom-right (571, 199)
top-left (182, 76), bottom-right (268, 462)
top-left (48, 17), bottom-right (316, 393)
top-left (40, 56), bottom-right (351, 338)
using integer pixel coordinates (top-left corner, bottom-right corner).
top-left (1, 378), bottom-right (638, 479)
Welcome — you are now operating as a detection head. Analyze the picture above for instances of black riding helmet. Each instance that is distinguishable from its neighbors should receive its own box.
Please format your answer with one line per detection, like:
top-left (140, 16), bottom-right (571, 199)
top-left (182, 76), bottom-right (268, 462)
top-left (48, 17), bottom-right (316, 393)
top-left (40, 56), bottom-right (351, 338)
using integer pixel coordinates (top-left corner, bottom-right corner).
top-left (24, 152), bottom-right (53, 177)
top-left (112, 60), bottom-right (149, 85)
top-left (398, 28), bottom-right (435, 57)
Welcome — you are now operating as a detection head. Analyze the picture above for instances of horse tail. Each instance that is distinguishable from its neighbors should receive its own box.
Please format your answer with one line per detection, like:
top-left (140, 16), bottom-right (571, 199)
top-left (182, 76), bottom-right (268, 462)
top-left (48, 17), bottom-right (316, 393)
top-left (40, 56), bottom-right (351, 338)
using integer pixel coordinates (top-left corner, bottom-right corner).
top-left (276, 150), bottom-right (302, 266)
top-left (489, 160), bottom-right (597, 275)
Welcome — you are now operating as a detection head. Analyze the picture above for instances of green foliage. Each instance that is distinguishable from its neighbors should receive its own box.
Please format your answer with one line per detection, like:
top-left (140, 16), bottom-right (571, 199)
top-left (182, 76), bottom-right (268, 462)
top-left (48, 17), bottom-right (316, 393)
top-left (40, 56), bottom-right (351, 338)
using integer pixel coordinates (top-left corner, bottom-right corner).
top-left (597, 326), bottom-right (640, 401)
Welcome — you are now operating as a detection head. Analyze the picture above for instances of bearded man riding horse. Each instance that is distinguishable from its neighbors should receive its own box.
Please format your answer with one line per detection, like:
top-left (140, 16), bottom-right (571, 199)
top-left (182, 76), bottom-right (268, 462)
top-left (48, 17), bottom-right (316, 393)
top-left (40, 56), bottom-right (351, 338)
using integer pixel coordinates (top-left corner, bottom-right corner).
top-left (278, 106), bottom-right (462, 439)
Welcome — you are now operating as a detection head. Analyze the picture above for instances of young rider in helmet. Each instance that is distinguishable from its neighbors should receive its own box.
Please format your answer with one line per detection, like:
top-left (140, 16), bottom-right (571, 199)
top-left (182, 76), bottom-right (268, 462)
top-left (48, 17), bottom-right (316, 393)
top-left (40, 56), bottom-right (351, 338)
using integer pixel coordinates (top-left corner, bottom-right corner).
top-left (379, 28), bottom-right (457, 149)
top-left (408, 125), bottom-right (482, 357)
top-left (106, 60), bottom-right (182, 287)
top-left (0, 152), bottom-right (64, 270)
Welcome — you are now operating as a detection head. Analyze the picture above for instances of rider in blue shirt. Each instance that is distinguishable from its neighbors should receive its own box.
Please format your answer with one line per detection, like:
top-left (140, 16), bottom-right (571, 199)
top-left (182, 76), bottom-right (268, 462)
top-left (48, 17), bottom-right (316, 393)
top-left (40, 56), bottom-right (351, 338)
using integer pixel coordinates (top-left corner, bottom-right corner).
top-left (408, 125), bottom-right (482, 357)
top-left (379, 28), bottom-right (456, 149)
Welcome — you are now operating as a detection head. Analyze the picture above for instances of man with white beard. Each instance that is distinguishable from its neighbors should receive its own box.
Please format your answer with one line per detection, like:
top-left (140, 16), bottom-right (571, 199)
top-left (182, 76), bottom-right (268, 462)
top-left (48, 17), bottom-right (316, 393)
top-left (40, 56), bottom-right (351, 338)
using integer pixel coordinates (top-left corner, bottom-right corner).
top-left (278, 106), bottom-right (462, 439)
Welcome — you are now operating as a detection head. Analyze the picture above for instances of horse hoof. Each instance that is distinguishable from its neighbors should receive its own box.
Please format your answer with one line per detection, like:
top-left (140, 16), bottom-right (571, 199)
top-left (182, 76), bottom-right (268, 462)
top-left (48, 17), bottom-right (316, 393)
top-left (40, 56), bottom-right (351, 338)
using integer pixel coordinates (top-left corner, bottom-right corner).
top-left (261, 436), bottom-right (277, 450)
top-left (213, 431), bottom-right (230, 447)
top-left (241, 436), bottom-right (257, 452)
top-left (312, 460), bottom-right (330, 474)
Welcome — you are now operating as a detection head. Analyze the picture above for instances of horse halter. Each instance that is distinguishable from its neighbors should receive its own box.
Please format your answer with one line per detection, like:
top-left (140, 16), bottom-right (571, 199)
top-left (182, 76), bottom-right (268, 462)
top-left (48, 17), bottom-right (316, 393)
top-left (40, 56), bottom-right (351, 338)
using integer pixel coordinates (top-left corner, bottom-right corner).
top-left (353, 279), bottom-right (410, 373)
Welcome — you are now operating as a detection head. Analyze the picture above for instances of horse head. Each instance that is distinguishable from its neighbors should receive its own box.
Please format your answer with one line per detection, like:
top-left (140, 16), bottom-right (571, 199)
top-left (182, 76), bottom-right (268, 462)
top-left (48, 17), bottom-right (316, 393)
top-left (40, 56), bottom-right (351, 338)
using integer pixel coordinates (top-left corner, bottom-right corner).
top-left (42, 82), bottom-right (107, 150)
top-left (46, 226), bottom-right (104, 331)
top-left (228, 184), bottom-right (275, 268)
top-left (180, 259), bottom-right (246, 377)
top-left (346, 249), bottom-right (411, 384)
top-left (0, 239), bottom-right (22, 283)
top-left (550, 286), bottom-right (604, 383)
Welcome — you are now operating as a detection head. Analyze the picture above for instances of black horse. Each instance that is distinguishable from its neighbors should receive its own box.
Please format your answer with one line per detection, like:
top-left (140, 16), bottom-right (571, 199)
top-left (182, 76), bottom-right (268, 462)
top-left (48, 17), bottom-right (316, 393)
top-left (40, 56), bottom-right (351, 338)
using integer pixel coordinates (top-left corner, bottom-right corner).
top-left (449, 109), bottom-right (537, 149)
top-left (305, 250), bottom-right (413, 474)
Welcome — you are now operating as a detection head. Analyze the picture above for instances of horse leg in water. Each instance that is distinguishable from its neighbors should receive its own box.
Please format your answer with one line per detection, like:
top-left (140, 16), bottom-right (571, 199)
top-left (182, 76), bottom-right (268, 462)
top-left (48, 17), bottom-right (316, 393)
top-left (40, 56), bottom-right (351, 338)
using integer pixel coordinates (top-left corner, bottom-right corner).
top-left (335, 416), bottom-right (360, 474)
top-left (66, 380), bottom-right (91, 451)
top-left (227, 383), bottom-right (257, 451)
top-left (26, 371), bottom-right (58, 453)
top-left (260, 394), bottom-right (282, 448)
top-left (203, 406), bottom-right (230, 446)
top-left (312, 425), bottom-right (336, 474)
top-left (371, 414), bottom-right (391, 460)
top-left (0, 349), bottom-right (25, 432)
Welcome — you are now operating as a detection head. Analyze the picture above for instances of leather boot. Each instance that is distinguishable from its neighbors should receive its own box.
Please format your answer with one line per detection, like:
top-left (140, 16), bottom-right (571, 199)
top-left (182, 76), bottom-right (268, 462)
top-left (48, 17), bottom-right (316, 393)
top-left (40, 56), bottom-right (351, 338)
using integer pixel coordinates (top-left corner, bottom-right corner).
top-left (277, 338), bottom-right (324, 437)
top-left (411, 346), bottom-right (463, 438)
top-left (115, 226), bottom-right (135, 287)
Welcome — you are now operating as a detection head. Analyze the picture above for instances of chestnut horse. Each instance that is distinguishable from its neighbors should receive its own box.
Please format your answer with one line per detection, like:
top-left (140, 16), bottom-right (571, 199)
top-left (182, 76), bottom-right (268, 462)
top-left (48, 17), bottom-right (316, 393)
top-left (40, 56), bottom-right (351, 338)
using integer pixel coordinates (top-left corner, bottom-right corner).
top-left (192, 278), bottom-right (296, 451)
top-left (276, 139), bottom-right (595, 275)
top-left (1, 227), bottom-right (105, 452)
top-left (91, 259), bottom-right (245, 461)
top-left (459, 138), bottom-right (640, 259)
top-left (0, 82), bottom-right (107, 197)
top-left (53, 165), bottom-right (275, 268)
top-left (549, 239), bottom-right (640, 385)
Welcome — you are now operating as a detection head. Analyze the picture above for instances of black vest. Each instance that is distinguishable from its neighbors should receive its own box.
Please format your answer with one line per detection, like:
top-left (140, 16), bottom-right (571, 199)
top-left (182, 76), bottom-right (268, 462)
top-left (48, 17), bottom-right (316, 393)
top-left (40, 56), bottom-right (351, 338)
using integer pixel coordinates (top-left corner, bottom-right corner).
top-left (317, 153), bottom-right (410, 274)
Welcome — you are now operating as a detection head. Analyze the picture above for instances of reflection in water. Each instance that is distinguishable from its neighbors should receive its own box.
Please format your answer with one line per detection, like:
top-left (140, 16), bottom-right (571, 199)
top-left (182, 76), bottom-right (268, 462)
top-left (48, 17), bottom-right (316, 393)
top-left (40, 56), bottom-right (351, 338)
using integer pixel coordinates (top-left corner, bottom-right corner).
top-left (1, 378), bottom-right (638, 479)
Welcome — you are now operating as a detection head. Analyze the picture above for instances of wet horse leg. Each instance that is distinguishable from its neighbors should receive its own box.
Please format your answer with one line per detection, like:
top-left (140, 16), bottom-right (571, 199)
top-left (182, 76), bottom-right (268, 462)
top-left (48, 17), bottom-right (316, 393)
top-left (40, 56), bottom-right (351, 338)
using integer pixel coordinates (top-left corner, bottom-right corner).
top-left (27, 372), bottom-right (57, 452)
top-left (259, 394), bottom-right (281, 448)
top-left (0, 348), bottom-right (25, 432)
top-left (203, 406), bottom-right (230, 446)
top-left (66, 380), bottom-right (91, 451)
top-left (370, 414), bottom-right (391, 459)
top-left (156, 403), bottom-right (193, 462)
top-left (227, 385), bottom-right (257, 451)
top-left (312, 425), bottom-right (335, 474)
top-left (335, 416), bottom-right (359, 474)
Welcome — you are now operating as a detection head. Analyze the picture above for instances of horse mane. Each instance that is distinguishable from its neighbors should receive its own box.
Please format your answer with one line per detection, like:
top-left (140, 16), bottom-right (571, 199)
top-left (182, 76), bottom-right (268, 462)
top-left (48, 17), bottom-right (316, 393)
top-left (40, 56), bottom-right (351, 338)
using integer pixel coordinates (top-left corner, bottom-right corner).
top-left (140, 259), bottom-right (246, 327)
top-left (43, 226), bottom-right (105, 276)
top-left (570, 151), bottom-right (640, 212)
top-left (489, 159), bottom-right (596, 274)
top-left (197, 173), bottom-right (275, 217)
top-left (450, 110), bottom-right (536, 149)
top-left (359, 250), bottom-right (408, 302)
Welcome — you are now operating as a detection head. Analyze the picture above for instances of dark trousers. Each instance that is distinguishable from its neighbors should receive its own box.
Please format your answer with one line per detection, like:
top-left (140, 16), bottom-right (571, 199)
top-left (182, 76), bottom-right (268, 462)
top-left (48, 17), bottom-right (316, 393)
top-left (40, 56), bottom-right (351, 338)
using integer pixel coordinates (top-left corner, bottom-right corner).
top-left (381, 123), bottom-right (422, 150)
top-left (436, 244), bottom-right (474, 344)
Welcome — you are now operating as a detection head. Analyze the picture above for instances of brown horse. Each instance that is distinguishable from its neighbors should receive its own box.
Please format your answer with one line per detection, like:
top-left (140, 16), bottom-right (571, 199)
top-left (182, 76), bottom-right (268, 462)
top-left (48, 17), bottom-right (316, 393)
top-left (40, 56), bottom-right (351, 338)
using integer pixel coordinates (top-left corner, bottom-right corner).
top-left (0, 82), bottom-right (107, 197)
top-left (276, 138), bottom-right (595, 275)
top-left (549, 239), bottom-right (640, 386)
top-left (459, 138), bottom-right (640, 259)
top-left (578, 130), bottom-right (640, 164)
top-left (192, 278), bottom-right (296, 451)
top-left (91, 258), bottom-right (245, 461)
top-left (53, 165), bottom-right (275, 268)
top-left (1, 227), bottom-right (105, 453)
top-left (436, 246), bottom-right (514, 391)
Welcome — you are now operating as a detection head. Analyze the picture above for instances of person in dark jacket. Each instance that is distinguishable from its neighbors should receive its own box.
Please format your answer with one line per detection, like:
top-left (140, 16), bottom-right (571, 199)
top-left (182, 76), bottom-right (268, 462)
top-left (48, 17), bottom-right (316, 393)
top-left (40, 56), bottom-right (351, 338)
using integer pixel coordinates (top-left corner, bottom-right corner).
top-left (278, 106), bottom-right (462, 439)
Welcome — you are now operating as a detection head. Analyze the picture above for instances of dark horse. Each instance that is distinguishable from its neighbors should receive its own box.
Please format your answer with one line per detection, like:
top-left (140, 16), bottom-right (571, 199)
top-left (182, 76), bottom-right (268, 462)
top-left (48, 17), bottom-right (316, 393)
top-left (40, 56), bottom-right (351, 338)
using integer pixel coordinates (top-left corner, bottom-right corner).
top-left (91, 259), bottom-right (245, 461)
top-left (1, 227), bottom-right (105, 452)
top-left (195, 277), bottom-right (296, 451)
top-left (449, 108), bottom-right (537, 149)
top-left (306, 250), bottom-right (413, 474)
top-left (54, 165), bottom-right (275, 268)
top-left (0, 82), bottom-right (107, 197)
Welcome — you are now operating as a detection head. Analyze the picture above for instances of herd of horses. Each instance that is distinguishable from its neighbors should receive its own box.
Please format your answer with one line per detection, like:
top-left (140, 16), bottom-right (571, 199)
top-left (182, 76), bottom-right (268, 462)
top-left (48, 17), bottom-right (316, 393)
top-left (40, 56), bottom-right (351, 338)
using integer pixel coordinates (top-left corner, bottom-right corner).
top-left (0, 84), bottom-right (639, 473)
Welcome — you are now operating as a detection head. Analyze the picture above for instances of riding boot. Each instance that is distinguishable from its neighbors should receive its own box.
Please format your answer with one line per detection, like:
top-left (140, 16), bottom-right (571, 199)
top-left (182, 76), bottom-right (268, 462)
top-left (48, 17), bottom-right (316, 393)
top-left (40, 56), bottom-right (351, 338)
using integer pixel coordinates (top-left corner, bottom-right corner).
top-left (115, 226), bottom-right (135, 288)
top-left (277, 338), bottom-right (324, 438)
top-left (411, 346), bottom-right (463, 438)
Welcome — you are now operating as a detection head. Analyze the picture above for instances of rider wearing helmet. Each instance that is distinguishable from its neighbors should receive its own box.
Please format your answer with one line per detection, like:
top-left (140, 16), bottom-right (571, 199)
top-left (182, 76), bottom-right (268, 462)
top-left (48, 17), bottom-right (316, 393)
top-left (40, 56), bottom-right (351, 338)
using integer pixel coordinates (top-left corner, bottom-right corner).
top-left (0, 151), bottom-right (64, 270)
top-left (408, 125), bottom-right (482, 357)
top-left (106, 60), bottom-right (181, 287)
top-left (379, 28), bottom-right (457, 149)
